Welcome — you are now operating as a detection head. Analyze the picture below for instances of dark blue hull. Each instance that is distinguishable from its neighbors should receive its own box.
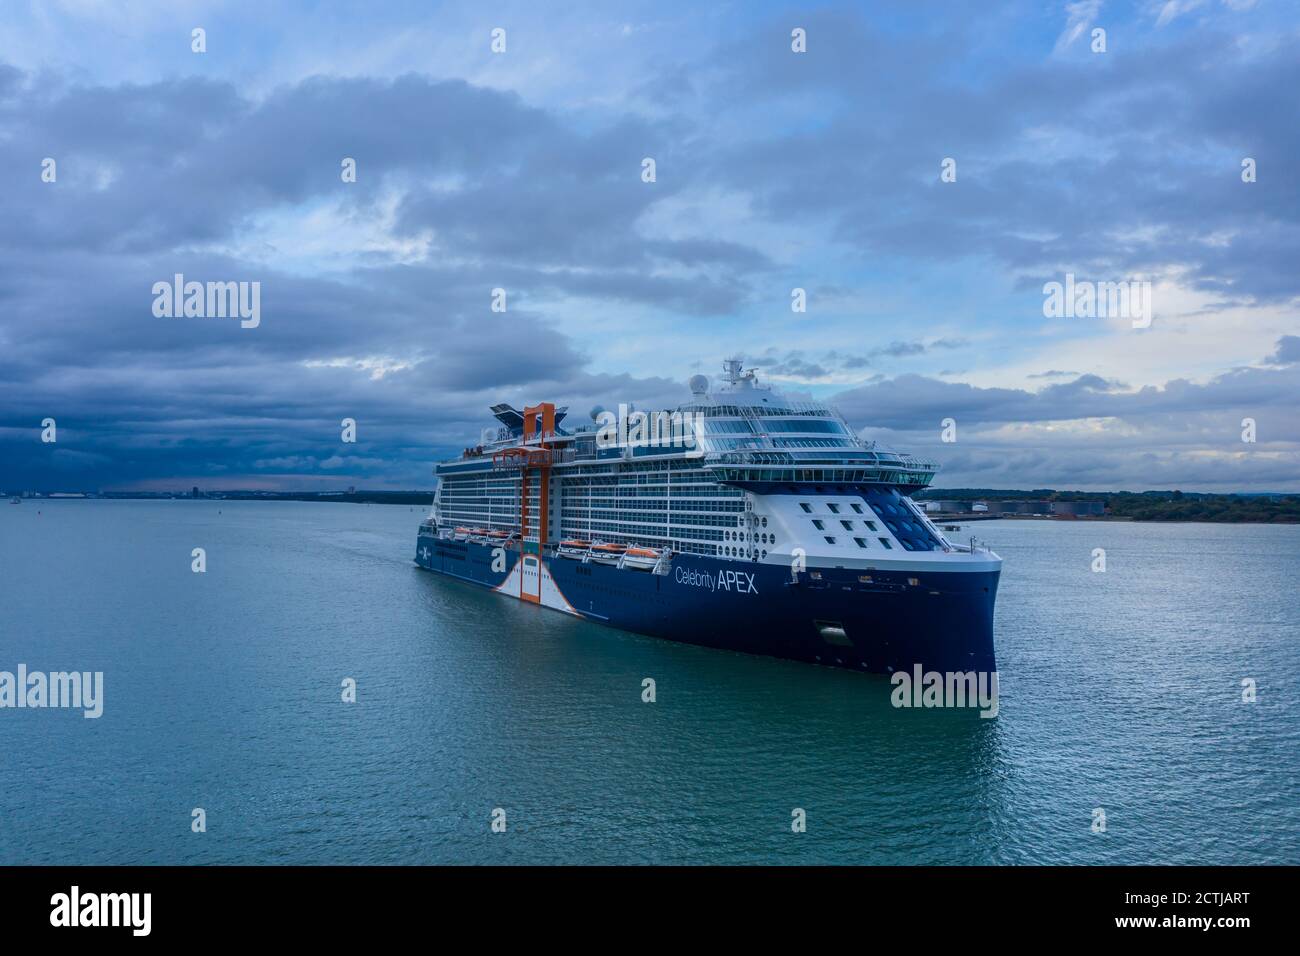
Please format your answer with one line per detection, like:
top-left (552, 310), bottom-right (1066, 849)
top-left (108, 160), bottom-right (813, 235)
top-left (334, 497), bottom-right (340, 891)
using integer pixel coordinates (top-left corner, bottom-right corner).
top-left (415, 534), bottom-right (998, 674)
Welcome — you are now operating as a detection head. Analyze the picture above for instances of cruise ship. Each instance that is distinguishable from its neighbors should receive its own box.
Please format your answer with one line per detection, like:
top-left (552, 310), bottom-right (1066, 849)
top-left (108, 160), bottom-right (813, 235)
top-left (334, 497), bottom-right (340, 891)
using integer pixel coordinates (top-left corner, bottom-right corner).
top-left (415, 360), bottom-right (1000, 674)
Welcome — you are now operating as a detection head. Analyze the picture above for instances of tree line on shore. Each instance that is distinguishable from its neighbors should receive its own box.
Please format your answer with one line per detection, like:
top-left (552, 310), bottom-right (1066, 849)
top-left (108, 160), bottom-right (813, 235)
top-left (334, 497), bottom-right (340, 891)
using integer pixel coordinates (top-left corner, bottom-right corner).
top-left (914, 489), bottom-right (1300, 523)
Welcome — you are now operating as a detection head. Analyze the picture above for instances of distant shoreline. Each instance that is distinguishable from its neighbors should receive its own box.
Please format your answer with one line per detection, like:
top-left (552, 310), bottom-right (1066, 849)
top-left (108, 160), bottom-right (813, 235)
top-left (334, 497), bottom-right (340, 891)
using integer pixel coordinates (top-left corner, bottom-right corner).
top-left (8, 492), bottom-right (1299, 524)
top-left (8, 491), bottom-right (434, 506)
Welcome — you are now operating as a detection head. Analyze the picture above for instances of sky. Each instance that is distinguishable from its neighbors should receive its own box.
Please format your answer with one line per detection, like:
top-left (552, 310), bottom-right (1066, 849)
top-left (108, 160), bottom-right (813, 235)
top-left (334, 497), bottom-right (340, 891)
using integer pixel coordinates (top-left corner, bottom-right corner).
top-left (1, 0), bottom-right (1297, 493)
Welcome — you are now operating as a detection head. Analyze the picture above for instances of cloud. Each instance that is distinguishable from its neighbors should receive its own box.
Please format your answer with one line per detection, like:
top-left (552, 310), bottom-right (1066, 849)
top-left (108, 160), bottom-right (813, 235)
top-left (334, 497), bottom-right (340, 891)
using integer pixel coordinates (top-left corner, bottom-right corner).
top-left (1055, 0), bottom-right (1104, 53)
top-left (1266, 335), bottom-right (1300, 366)
top-left (1, 3), bottom-right (1297, 494)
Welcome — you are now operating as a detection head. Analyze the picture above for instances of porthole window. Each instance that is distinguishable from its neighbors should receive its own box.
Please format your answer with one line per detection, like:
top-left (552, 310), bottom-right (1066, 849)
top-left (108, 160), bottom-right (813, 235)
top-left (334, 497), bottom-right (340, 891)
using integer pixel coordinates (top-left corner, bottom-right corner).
top-left (761, 517), bottom-right (768, 527)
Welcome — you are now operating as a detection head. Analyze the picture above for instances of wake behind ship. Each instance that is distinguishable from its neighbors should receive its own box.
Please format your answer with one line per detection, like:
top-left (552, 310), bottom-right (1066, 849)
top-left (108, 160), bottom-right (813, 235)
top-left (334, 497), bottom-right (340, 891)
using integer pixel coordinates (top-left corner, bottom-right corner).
top-left (415, 360), bottom-right (1000, 674)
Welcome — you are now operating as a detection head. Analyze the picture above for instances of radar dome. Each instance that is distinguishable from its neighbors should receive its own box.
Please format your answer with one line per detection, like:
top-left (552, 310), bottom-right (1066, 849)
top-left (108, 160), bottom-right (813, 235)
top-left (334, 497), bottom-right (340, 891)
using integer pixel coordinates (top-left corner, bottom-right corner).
top-left (688, 374), bottom-right (710, 396)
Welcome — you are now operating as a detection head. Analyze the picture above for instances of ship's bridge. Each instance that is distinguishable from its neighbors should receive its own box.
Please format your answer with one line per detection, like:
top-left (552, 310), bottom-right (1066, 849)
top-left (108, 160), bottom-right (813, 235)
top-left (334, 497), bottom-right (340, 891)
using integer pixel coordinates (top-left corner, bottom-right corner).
top-left (672, 360), bottom-right (937, 491)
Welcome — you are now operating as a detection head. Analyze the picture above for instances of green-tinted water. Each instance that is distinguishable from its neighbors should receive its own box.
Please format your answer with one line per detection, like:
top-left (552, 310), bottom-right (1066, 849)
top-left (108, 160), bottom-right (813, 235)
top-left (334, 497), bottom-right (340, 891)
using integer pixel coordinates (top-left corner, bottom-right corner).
top-left (2, 501), bottom-right (1296, 863)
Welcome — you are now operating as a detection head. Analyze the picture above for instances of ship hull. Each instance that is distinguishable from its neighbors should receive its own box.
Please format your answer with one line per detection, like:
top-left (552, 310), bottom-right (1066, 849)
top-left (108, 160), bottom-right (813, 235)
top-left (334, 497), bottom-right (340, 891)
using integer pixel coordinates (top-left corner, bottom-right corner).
top-left (415, 533), bottom-right (998, 675)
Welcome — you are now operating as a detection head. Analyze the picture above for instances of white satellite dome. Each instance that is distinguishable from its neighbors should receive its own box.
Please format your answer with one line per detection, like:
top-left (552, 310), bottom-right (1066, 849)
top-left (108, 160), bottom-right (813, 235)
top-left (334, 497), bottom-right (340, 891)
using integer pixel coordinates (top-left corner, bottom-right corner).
top-left (688, 374), bottom-right (710, 396)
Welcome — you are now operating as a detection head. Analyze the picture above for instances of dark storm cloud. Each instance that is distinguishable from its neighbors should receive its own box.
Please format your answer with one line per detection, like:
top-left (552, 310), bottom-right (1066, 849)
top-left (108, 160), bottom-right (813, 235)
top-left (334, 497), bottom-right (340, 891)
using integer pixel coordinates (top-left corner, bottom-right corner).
top-left (1, 5), bottom-right (1298, 493)
top-left (827, 337), bottom-right (1300, 493)
top-left (758, 341), bottom-right (970, 380)
top-left (0, 65), bottom-right (768, 490)
top-left (831, 364), bottom-right (1296, 433)
top-left (690, 10), bottom-right (1300, 303)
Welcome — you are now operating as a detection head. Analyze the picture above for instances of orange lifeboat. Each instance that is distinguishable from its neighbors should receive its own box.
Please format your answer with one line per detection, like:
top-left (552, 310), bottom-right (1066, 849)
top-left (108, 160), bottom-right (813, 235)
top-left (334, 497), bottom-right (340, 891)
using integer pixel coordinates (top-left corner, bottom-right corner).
top-left (557, 539), bottom-right (591, 560)
top-left (621, 546), bottom-right (665, 570)
top-left (589, 542), bottom-right (628, 564)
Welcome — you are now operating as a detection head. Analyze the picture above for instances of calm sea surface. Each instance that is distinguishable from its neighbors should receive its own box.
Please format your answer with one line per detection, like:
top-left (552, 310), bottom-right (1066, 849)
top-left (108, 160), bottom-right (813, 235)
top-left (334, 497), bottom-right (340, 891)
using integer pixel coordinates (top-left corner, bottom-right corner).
top-left (1, 500), bottom-right (1297, 864)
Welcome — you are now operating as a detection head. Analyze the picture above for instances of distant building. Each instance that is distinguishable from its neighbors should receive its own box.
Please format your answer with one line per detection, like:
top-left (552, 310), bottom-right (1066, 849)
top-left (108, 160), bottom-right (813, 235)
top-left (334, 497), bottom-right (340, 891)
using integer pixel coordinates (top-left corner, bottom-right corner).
top-left (986, 500), bottom-right (1053, 515)
top-left (1051, 500), bottom-right (1106, 517)
top-left (192, 486), bottom-right (200, 498)
top-left (971, 502), bottom-right (989, 513)
top-left (928, 500), bottom-right (973, 513)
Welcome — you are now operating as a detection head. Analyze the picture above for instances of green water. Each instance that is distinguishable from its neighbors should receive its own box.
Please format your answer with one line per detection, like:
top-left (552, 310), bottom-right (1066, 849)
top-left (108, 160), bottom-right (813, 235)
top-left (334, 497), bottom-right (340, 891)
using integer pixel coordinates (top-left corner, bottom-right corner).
top-left (1, 501), bottom-right (1296, 864)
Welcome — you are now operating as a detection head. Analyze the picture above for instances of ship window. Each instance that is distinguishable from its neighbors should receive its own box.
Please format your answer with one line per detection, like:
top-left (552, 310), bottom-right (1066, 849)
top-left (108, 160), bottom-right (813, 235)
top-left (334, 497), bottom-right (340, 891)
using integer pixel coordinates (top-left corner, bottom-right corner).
top-left (824, 536), bottom-right (837, 545)
top-left (827, 503), bottom-right (840, 513)
top-left (761, 517), bottom-right (768, 527)
top-left (840, 520), bottom-right (853, 531)
top-left (865, 521), bottom-right (877, 531)
top-left (878, 538), bottom-right (892, 550)
top-left (850, 503), bottom-right (864, 514)
top-left (761, 550), bottom-right (768, 558)
top-left (908, 578), bottom-right (920, 586)
top-left (859, 574), bottom-right (873, 583)
top-left (812, 519), bottom-right (825, 530)
top-left (799, 502), bottom-right (812, 513)
top-left (854, 537), bottom-right (868, 548)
